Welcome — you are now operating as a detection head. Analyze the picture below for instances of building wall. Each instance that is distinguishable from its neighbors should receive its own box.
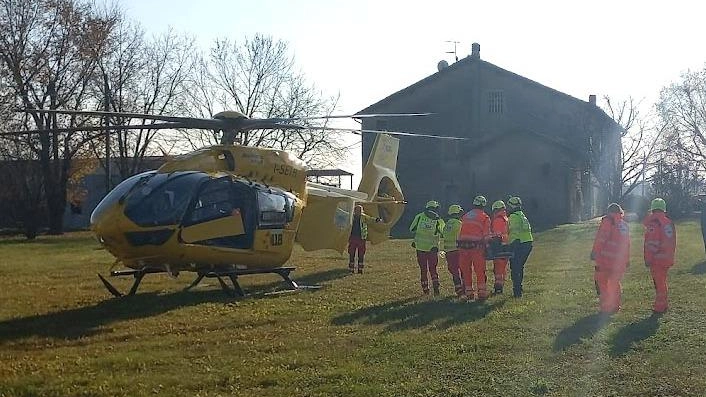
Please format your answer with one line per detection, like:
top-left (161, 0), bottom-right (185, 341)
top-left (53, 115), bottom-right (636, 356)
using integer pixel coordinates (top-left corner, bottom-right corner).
top-left (362, 59), bottom-right (616, 236)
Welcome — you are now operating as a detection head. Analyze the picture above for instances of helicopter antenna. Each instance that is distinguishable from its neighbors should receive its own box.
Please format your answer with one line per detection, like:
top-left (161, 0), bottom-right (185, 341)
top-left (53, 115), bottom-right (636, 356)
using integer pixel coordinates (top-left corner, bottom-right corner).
top-left (445, 40), bottom-right (459, 62)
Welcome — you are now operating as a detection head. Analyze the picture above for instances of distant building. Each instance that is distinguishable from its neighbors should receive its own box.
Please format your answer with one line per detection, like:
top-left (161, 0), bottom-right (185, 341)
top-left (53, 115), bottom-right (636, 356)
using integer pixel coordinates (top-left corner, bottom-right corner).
top-left (305, 168), bottom-right (354, 189)
top-left (63, 157), bottom-right (167, 230)
top-left (359, 43), bottom-right (621, 235)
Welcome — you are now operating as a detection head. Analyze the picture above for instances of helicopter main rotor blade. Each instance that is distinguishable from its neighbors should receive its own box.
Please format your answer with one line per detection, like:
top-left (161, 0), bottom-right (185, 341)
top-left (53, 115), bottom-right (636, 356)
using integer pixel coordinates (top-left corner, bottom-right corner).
top-left (0, 122), bottom-right (197, 136)
top-left (20, 109), bottom-right (218, 124)
top-left (262, 112), bottom-right (434, 123)
top-left (238, 120), bottom-right (306, 131)
top-left (317, 126), bottom-right (467, 140)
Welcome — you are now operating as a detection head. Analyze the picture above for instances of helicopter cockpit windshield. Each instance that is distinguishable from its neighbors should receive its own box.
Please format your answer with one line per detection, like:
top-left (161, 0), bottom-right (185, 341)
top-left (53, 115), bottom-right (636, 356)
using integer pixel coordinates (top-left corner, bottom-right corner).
top-left (91, 170), bottom-right (299, 251)
top-left (90, 171), bottom-right (157, 226)
top-left (123, 172), bottom-right (206, 227)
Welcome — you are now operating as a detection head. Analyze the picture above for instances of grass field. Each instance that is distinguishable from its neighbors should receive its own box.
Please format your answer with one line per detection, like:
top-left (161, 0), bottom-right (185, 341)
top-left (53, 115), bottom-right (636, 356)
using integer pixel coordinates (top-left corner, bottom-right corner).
top-left (2, 220), bottom-right (706, 397)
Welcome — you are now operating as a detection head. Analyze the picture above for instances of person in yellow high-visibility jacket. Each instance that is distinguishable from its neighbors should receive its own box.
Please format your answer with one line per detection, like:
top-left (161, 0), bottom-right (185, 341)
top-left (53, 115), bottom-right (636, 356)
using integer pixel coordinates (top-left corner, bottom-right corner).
top-left (507, 196), bottom-right (533, 298)
top-left (410, 200), bottom-right (445, 295)
top-left (348, 205), bottom-right (381, 274)
top-left (443, 204), bottom-right (465, 296)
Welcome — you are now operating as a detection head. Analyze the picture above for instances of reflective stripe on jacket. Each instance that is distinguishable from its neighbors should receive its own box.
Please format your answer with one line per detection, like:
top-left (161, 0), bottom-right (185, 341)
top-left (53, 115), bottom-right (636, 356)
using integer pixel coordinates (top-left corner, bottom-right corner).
top-left (458, 209), bottom-right (490, 243)
top-left (592, 213), bottom-right (630, 269)
top-left (508, 210), bottom-right (533, 243)
top-left (643, 212), bottom-right (676, 267)
top-left (443, 218), bottom-right (462, 251)
top-left (351, 214), bottom-right (371, 240)
top-left (410, 212), bottom-right (444, 251)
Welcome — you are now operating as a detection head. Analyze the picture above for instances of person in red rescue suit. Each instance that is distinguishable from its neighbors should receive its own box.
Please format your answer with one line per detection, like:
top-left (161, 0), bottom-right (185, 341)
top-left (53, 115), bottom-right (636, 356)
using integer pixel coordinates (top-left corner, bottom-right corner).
top-left (590, 203), bottom-right (630, 314)
top-left (409, 200), bottom-right (445, 295)
top-left (490, 200), bottom-right (509, 294)
top-left (442, 204), bottom-right (465, 296)
top-left (458, 195), bottom-right (491, 301)
top-left (643, 198), bottom-right (677, 314)
top-left (348, 205), bottom-right (381, 274)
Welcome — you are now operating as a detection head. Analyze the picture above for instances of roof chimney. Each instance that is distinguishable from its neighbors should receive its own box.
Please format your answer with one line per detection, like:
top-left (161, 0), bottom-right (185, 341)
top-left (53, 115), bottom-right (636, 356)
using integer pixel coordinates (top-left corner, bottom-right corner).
top-left (588, 94), bottom-right (597, 106)
top-left (471, 43), bottom-right (480, 60)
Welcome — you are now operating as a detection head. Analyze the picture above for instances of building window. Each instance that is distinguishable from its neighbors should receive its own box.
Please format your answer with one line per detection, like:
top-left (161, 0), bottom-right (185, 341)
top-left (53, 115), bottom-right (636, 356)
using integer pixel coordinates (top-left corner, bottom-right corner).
top-left (488, 91), bottom-right (504, 114)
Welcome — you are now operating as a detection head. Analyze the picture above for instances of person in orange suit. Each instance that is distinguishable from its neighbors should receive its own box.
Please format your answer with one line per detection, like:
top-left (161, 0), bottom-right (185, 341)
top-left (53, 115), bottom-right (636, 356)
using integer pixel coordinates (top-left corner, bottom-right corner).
top-left (643, 198), bottom-right (677, 314)
top-left (458, 195), bottom-right (491, 301)
top-left (490, 200), bottom-right (509, 294)
top-left (590, 203), bottom-right (630, 314)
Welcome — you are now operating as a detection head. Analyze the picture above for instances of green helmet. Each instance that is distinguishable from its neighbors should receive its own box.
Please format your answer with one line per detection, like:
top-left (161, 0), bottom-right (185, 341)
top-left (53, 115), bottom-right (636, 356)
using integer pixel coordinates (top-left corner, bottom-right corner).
top-left (448, 204), bottom-right (463, 215)
top-left (607, 202), bottom-right (623, 214)
top-left (650, 198), bottom-right (667, 212)
top-left (491, 200), bottom-right (506, 211)
top-left (508, 196), bottom-right (522, 208)
top-left (425, 200), bottom-right (440, 209)
top-left (472, 195), bottom-right (487, 207)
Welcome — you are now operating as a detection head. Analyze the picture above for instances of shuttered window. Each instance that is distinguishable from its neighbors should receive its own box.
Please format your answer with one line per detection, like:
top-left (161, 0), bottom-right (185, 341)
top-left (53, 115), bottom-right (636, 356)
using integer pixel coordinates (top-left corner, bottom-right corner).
top-left (488, 91), bottom-right (504, 113)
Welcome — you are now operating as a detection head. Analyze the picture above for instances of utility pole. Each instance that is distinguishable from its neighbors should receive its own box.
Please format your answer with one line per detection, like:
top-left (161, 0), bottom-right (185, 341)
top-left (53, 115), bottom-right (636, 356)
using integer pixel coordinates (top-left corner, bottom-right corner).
top-left (103, 74), bottom-right (111, 193)
top-left (445, 40), bottom-right (459, 62)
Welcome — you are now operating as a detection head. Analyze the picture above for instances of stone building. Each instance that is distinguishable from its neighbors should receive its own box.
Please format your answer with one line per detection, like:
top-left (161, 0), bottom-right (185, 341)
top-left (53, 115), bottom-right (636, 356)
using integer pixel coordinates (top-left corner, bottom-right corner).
top-left (359, 43), bottom-right (622, 235)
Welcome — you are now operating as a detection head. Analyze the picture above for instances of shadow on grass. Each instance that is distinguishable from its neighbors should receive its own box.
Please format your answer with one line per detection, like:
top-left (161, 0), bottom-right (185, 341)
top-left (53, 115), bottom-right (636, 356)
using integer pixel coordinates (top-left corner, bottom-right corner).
top-left (553, 313), bottom-right (612, 351)
top-left (0, 268), bottom-right (346, 342)
top-left (691, 261), bottom-right (706, 275)
top-left (331, 296), bottom-right (505, 331)
top-left (0, 235), bottom-right (93, 246)
top-left (609, 314), bottom-right (660, 357)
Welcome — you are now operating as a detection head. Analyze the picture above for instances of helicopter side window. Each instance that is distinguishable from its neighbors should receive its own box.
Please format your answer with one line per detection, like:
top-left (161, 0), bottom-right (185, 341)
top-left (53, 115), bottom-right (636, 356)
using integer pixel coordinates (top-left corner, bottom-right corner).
top-left (184, 177), bottom-right (234, 225)
top-left (181, 178), bottom-right (257, 249)
top-left (124, 173), bottom-right (205, 227)
top-left (257, 190), bottom-right (293, 228)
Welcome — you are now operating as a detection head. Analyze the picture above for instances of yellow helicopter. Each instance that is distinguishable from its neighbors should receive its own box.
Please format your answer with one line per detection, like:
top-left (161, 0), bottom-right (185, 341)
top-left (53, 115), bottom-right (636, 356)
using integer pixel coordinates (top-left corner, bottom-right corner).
top-left (9, 109), bottom-right (463, 298)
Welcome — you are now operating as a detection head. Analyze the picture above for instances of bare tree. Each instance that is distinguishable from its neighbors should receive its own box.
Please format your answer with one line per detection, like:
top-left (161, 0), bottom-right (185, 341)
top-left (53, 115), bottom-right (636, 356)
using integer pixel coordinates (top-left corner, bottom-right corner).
top-left (90, 23), bottom-right (195, 179)
top-left (656, 67), bottom-right (706, 172)
top-left (184, 34), bottom-right (346, 167)
top-left (0, 0), bottom-right (116, 233)
top-left (602, 96), bottom-right (664, 200)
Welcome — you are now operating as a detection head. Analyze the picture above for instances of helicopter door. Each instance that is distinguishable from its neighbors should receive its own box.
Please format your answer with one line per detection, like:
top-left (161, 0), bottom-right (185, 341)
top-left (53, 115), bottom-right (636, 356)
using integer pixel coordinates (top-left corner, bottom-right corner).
top-left (179, 177), bottom-right (257, 249)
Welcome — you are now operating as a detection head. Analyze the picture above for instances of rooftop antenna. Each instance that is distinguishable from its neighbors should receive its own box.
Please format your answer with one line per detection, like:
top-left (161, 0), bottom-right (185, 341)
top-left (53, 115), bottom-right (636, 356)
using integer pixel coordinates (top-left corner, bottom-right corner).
top-left (445, 40), bottom-right (459, 62)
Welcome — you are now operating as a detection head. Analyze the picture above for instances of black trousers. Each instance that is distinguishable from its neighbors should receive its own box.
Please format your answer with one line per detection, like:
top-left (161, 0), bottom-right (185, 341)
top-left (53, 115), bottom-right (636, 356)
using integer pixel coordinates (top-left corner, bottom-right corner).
top-left (510, 241), bottom-right (533, 293)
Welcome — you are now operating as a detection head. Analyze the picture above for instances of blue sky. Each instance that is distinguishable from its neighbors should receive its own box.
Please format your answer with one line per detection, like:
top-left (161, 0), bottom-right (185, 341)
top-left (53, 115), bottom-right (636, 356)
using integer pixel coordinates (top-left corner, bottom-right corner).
top-left (121, 0), bottom-right (706, 182)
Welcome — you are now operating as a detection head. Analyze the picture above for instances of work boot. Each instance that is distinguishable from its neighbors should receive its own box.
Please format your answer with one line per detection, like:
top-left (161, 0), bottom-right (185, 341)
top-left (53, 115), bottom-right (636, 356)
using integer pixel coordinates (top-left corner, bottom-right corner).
top-left (433, 286), bottom-right (440, 296)
top-left (349, 263), bottom-right (355, 274)
top-left (357, 268), bottom-right (363, 274)
top-left (494, 285), bottom-right (503, 295)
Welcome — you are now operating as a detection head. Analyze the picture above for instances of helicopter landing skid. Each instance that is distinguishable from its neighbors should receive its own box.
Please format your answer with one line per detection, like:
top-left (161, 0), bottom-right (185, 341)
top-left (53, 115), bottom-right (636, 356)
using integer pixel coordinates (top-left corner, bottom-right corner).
top-left (183, 267), bottom-right (321, 297)
top-left (98, 266), bottom-right (319, 298)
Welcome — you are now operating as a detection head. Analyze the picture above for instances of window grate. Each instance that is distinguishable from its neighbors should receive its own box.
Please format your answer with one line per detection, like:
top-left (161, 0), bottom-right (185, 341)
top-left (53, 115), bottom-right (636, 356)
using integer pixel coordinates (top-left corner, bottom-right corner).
top-left (488, 91), bottom-right (504, 114)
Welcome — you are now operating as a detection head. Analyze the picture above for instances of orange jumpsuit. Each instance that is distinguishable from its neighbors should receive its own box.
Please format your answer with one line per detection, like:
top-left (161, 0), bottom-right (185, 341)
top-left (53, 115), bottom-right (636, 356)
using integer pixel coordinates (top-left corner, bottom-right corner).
top-left (643, 211), bottom-right (676, 313)
top-left (592, 213), bottom-right (630, 313)
top-left (458, 208), bottom-right (490, 300)
top-left (490, 209), bottom-right (509, 292)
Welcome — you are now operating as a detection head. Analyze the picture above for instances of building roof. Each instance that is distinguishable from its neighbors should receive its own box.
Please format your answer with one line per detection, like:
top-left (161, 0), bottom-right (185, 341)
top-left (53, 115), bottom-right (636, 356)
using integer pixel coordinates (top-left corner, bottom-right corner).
top-left (357, 52), bottom-right (617, 126)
